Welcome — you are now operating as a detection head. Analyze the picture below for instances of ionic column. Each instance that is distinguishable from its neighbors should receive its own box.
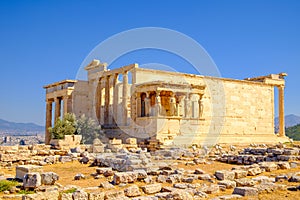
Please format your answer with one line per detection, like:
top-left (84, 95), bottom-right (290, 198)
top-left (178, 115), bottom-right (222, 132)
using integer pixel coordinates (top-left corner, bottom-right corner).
top-left (108, 75), bottom-right (115, 124)
top-left (96, 78), bottom-right (102, 123)
top-left (45, 99), bottom-right (53, 144)
top-left (278, 85), bottom-right (285, 137)
top-left (136, 93), bottom-right (141, 117)
top-left (113, 74), bottom-right (119, 124)
top-left (122, 71), bottom-right (128, 125)
top-left (54, 97), bottom-right (61, 121)
top-left (104, 76), bottom-right (110, 124)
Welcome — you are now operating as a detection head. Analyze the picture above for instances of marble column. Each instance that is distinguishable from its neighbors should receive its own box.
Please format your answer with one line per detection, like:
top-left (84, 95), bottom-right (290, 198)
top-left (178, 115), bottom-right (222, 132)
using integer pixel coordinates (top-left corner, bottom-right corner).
top-left (104, 76), bottom-right (110, 124)
top-left (113, 74), bottom-right (119, 125)
top-left (54, 97), bottom-right (61, 121)
top-left (122, 71), bottom-right (128, 125)
top-left (278, 85), bottom-right (285, 137)
top-left (136, 94), bottom-right (141, 117)
top-left (96, 78), bottom-right (102, 123)
top-left (45, 99), bottom-right (53, 145)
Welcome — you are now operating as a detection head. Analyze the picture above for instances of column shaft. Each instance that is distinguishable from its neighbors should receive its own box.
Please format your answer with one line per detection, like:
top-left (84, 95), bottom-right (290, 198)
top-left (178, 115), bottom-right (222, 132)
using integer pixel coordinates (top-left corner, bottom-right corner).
top-left (278, 86), bottom-right (285, 137)
top-left (113, 74), bottom-right (118, 124)
top-left (122, 72), bottom-right (128, 125)
top-left (45, 100), bottom-right (53, 144)
top-left (104, 76), bottom-right (110, 124)
top-left (54, 97), bottom-right (61, 121)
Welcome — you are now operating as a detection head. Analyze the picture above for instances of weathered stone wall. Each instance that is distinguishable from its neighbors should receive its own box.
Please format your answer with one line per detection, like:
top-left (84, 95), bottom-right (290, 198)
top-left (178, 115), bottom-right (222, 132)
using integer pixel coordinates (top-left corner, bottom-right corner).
top-left (132, 68), bottom-right (283, 145)
top-left (72, 81), bottom-right (89, 117)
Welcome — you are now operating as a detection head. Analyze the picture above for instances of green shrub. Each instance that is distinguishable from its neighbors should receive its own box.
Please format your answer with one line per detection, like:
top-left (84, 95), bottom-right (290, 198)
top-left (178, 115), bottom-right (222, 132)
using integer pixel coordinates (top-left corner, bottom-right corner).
top-left (0, 180), bottom-right (19, 192)
top-left (18, 190), bottom-right (35, 194)
top-left (63, 188), bottom-right (77, 194)
top-left (49, 113), bottom-right (77, 139)
top-left (76, 114), bottom-right (102, 144)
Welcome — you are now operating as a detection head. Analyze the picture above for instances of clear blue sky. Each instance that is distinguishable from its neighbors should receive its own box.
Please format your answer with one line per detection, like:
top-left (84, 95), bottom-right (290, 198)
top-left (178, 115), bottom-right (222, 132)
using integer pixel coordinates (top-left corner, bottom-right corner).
top-left (0, 0), bottom-right (299, 125)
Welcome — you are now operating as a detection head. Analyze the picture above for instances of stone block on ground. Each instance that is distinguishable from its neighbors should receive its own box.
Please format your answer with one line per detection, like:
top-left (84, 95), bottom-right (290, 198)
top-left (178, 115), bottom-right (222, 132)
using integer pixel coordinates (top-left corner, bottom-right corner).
top-left (215, 170), bottom-right (235, 181)
top-left (41, 172), bottom-right (59, 185)
top-left (141, 183), bottom-right (162, 194)
top-left (72, 190), bottom-right (88, 200)
top-left (233, 187), bottom-right (258, 196)
top-left (16, 165), bottom-right (43, 180)
top-left (124, 184), bottom-right (141, 197)
top-left (88, 191), bottom-right (105, 200)
top-left (105, 190), bottom-right (126, 199)
top-left (23, 172), bottom-right (41, 189)
top-left (218, 180), bottom-right (236, 189)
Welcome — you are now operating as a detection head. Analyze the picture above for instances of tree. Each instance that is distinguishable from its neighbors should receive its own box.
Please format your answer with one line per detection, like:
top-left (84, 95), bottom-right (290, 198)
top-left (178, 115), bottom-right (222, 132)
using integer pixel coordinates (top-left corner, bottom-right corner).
top-left (286, 124), bottom-right (300, 141)
top-left (48, 113), bottom-right (77, 139)
top-left (76, 114), bottom-right (102, 144)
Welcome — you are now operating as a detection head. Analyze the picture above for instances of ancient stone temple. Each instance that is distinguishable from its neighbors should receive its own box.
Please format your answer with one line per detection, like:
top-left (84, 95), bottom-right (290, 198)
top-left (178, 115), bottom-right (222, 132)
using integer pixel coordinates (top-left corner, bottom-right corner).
top-left (44, 60), bottom-right (289, 146)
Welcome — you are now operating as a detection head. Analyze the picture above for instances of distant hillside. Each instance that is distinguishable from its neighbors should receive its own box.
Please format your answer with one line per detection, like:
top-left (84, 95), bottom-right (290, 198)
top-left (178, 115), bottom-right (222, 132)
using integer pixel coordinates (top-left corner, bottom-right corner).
top-left (275, 114), bottom-right (300, 131)
top-left (0, 118), bottom-right (44, 133)
top-left (286, 124), bottom-right (300, 141)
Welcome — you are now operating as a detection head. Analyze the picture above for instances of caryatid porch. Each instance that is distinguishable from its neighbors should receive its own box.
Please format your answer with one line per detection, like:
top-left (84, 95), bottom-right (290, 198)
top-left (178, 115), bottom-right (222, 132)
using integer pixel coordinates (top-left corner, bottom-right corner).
top-left (132, 81), bottom-right (206, 141)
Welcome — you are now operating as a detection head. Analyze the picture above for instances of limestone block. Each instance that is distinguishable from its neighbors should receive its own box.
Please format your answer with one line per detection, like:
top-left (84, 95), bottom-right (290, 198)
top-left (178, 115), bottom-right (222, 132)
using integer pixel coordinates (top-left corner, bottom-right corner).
top-left (203, 184), bottom-right (219, 194)
top-left (259, 162), bottom-right (278, 172)
top-left (41, 172), bottom-right (59, 185)
top-left (278, 162), bottom-right (290, 170)
top-left (72, 190), bottom-right (88, 200)
top-left (166, 189), bottom-right (193, 199)
top-left (235, 178), bottom-right (257, 187)
top-left (126, 138), bottom-right (137, 145)
top-left (23, 173), bottom-right (41, 189)
top-left (16, 165), bottom-right (43, 180)
top-left (61, 193), bottom-right (73, 200)
top-left (113, 172), bottom-right (137, 185)
top-left (141, 183), bottom-right (162, 194)
top-left (218, 180), bottom-right (236, 189)
top-left (105, 190), bottom-right (125, 199)
top-left (215, 170), bottom-right (235, 181)
top-left (110, 138), bottom-right (122, 145)
top-left (247, 167), bottom-right (262, 176)
top-left (233, 187), bottom-right (258, 196)
top-left (88, 191), bottom-right (105, 200)
top-left (124, 184), bottom-right (141, 197)
top-left (233, 170), bottom-right (248, 179)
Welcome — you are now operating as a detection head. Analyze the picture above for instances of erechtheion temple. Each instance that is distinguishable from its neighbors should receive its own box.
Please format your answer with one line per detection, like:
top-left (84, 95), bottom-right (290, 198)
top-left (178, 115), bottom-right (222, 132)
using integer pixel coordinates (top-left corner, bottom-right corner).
top-left (44, 60), bottom-right (289, 147)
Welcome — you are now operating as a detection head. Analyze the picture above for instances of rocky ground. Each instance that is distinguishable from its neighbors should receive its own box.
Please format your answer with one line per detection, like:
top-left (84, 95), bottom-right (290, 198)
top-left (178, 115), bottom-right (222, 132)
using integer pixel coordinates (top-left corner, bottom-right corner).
top-left (0, 141), bottom-right (299, 200)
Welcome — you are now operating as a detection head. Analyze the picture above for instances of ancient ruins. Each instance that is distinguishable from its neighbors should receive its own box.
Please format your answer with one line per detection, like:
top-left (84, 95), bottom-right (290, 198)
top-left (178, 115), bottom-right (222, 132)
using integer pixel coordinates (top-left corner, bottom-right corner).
top-left (44, 60), bottom-right (289, 146)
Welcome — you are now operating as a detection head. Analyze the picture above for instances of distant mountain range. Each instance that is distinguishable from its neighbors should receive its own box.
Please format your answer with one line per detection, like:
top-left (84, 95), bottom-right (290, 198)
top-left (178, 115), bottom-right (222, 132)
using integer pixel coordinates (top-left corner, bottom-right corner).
top-left (275, 114), bottom-right (300, 129)
top-left (0, 118), bottom-right (44, 133)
